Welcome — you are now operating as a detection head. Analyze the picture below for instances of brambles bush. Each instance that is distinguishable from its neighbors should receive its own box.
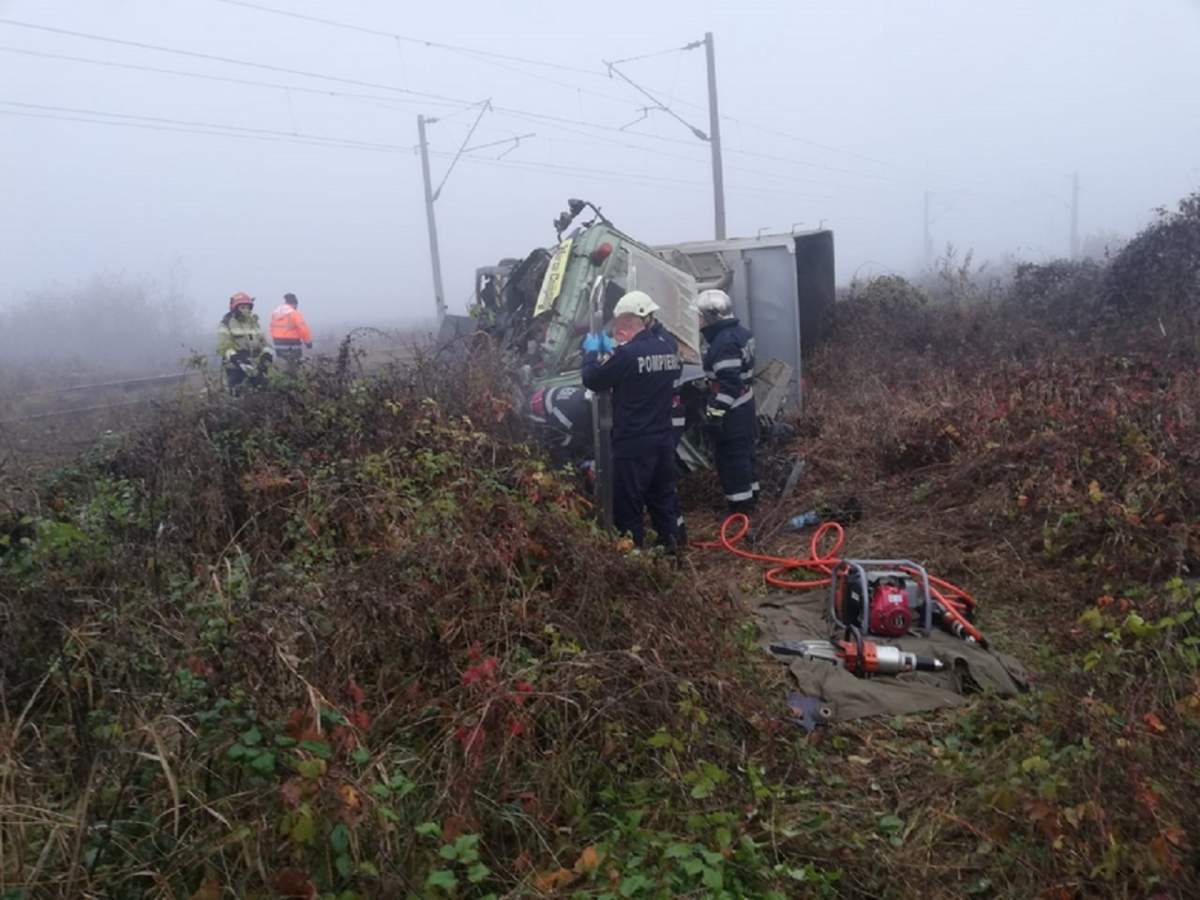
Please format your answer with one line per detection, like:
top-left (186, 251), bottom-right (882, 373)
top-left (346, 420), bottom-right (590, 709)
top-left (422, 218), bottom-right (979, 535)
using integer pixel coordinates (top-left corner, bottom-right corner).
top-left (0, 345), bottom-right (828, 898)
top-left (1106, 193), bottom-right (1200, 314)
top-left (793, 194), bottom-right (1200, 895)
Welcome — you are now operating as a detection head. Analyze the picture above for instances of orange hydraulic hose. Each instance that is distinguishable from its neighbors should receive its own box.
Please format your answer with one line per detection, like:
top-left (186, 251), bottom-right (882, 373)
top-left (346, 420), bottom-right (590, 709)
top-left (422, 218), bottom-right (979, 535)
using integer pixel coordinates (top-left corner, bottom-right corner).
top-left (698, 514), bottom-right (986, 645)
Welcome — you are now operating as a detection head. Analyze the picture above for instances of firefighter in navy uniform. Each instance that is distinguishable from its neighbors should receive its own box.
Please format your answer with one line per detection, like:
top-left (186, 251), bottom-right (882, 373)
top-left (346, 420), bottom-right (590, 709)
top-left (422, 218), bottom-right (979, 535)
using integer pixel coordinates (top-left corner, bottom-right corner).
top-left (581, 290), bottom-right (682, 550)
top-left (697, 289), bottom-right (759, 512)
top-left (528, 384), bottom-right (593, 465)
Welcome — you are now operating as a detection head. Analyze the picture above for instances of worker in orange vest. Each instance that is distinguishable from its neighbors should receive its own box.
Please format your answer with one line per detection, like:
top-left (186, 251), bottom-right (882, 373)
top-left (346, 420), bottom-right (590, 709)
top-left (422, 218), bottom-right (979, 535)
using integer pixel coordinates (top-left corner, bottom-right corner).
top-left (270, 292), bottom-right (313, 369)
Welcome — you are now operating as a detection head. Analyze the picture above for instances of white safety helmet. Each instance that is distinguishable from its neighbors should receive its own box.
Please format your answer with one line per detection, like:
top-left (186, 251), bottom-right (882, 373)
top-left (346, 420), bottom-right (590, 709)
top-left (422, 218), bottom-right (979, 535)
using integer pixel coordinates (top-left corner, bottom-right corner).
top-left (612, 290), bottom-right (660, 319)
top-left (696, 288), bottom-right (734, 321)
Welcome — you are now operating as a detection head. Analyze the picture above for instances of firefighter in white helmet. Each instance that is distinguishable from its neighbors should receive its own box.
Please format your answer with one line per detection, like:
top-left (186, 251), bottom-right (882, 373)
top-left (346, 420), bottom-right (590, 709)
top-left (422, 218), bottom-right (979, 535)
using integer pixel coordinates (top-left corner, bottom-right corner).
top-left (697, 288), bottom-right (758, 512)
top-left (580, 290), bottom-right (683, 550)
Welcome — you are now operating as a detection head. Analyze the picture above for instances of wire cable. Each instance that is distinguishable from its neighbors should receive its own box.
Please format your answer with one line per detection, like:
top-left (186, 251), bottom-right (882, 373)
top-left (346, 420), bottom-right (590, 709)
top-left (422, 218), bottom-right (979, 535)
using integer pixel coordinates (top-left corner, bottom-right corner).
top-left (428, 149), bottom-right (834, 200)
top-left (432, 99), bottom-right (490, 200)
top-left (603, 59), bottom-right (709, 141)
top-left (606, 41), bottom-right (702, 66)
top-left (0, 100), bottom-right (407, 151)
top-left (1, 103), bottom-right (830, 199)
top-left (0, 20), bottom-right (908, 185)
top-left (0, 45), bottom-right (457, 113)
top-left (0, 108), bottom-right (397, 152)
top-left (198, 2), bottom-right (957, 180)
top-left (0, 17), bottom-right (466, 104)
top-left (209, 0), bottom-right (604, 77)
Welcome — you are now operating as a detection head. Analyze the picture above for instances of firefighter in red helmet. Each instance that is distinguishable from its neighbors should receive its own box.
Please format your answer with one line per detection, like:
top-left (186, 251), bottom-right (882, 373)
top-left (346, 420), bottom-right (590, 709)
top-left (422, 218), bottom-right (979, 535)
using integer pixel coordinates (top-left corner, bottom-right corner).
top-left (217, 292), bottom-right (273, 392)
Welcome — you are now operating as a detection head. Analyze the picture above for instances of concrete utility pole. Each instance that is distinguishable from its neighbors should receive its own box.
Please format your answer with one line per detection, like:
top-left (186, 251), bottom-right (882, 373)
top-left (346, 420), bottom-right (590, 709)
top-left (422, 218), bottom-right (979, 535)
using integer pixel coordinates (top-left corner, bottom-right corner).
top-left (704, 32), bottom-right (726, 240)
top-left (1070, 171), bottom-right (1080, 260)
top-left (417, 114), bottom-right (447, 324)
top-left (923, 189), bottom-right (933, 266)
top-left (605, 35), bottom-right (727, 240)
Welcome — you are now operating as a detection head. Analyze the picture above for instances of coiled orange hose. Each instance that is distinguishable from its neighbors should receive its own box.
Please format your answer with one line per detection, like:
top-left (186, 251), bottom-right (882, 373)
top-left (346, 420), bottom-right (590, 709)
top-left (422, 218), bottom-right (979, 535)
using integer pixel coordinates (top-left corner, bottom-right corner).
top-left (698, 514), bottom-right (985, 644)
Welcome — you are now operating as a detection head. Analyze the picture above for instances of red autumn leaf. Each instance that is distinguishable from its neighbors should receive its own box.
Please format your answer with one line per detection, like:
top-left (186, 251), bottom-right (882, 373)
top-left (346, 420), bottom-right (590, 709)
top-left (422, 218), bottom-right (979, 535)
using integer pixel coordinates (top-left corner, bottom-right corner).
top-left (1135, 782), bottom-right (1161, 814)
top-left (467, 640), bottom-right (483, 661)
top-left (331, 725), bottom-right (358, 756)
top-left (345, 679), bottom-right (366, 708)
top-left (507, 716), bottom-right (525, 737)
top-left (270, 869), bottom-right (317, 899)
top-left (1143, 712), bottom-right (1168, 735)
top-left (284, 709), bottom-right (321, 742)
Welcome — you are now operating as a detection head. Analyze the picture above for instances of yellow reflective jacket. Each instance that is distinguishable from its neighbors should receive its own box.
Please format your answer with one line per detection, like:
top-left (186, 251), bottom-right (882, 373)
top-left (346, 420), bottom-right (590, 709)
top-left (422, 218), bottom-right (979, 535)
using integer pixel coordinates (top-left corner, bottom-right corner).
top-left (217, 311), bottom-right (272, 362)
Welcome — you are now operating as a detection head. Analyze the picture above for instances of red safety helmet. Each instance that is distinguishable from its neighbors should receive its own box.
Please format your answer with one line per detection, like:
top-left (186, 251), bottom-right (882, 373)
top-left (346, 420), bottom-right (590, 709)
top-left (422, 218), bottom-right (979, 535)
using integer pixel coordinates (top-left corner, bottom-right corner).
top-left (229, 291), bottom-right (255, 311)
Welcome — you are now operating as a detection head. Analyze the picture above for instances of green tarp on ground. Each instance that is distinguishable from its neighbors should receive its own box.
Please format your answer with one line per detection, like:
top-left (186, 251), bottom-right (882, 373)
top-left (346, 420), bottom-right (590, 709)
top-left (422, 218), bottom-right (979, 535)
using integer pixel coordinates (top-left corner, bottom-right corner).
top-left (752, 591), bottom-right (1030, 721)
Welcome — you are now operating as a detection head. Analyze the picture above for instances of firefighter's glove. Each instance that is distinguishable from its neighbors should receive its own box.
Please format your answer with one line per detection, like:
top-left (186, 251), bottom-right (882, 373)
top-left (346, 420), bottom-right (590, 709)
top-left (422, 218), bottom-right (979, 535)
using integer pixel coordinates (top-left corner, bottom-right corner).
top-left (582, 332), bottom-right (615, 354)
top-left (703, 406), bottom-right (727, 440)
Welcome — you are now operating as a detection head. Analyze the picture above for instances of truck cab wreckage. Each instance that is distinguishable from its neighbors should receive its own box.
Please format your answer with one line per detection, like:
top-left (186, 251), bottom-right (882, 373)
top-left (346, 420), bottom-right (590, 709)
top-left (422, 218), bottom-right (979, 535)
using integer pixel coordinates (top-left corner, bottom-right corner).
top-left (444, 199), bottom-right (836, 519)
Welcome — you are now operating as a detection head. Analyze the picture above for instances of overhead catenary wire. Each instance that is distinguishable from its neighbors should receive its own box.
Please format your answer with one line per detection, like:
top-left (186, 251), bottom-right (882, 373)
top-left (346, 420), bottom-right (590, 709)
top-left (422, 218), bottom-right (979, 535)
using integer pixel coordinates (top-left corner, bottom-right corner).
top-left (427, 149), bottom-right (834, 200)
top-left (210, 0), bottom-right (712, 115)
top-left (202, 0), bottom-right (902, 170)
top-left (204, 0), bottom-right (1063, 198)
top-left (0, 102), bottom-right (832, 199)
top-left (603, 58), bottom-right (709, 141)
top-left (0, 45), bottom-right (463, 113)
top-left (605, 41), bottom-right (702, 66)
top-left (0, 108), bottom-right (409, 152)
top-left (0, 17), bottom-right (912, 187)
top-left (0, 17), bottom-right (469, 105)
top-left (208, 0), bottom-right (604, 78)
top-left (0, 98), bottom-right (408, 151)
top-left (432, 99), bottom-right (491, 200)
top-left (0, 16), bottom-right (1070, 206)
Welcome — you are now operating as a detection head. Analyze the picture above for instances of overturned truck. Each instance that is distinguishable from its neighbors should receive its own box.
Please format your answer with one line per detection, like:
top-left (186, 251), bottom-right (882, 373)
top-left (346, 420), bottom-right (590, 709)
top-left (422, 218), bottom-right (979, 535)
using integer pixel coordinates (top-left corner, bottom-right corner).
top-left (448, 199), bottom-right (835, 475)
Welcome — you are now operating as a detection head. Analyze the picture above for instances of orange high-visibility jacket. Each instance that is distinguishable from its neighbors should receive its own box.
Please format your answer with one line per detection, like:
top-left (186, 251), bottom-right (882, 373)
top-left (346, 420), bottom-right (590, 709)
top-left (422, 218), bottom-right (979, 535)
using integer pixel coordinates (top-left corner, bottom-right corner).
top-left (270, 304), bottom-right (312, 347)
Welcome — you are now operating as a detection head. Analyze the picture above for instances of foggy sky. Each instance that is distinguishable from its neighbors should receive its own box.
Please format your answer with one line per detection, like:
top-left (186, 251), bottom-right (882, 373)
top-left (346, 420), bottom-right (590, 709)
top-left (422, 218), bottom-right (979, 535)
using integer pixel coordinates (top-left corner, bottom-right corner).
top-left (3, 0), bottom-right (1199, 326)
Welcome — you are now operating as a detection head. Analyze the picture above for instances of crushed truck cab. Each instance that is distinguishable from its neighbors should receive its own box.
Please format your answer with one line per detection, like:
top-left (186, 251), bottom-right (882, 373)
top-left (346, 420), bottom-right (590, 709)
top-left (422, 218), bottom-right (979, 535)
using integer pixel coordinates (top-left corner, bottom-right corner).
top-left (459, 202), bottom-right (834, 469)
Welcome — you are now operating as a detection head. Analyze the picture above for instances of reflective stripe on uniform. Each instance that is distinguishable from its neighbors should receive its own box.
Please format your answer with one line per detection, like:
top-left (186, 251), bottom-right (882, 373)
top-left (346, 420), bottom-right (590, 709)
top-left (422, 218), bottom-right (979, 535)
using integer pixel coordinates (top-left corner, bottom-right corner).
top-left (544, 392), bottom-right (574, 430)
top-left (730, 388), bottom-right (755, 408)
top-left (726, 489), bottom-right (755, 502)
top-left (671, 417), bottom-right (686, 427)
top-left (714, 393), bottom-right (735, 406)
top-left (751, 481), bottom-right (761, 492)
top-left (711, 358), bottom-right (741, 372)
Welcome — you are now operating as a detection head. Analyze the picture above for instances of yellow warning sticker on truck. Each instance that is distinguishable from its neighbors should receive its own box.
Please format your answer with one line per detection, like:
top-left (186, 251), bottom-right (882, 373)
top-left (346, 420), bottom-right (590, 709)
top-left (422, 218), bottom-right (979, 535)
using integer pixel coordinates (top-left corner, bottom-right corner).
top-left (533, 238), bottom-right (573, 317)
